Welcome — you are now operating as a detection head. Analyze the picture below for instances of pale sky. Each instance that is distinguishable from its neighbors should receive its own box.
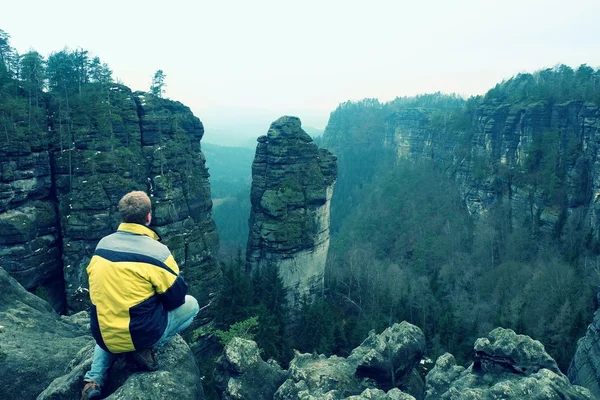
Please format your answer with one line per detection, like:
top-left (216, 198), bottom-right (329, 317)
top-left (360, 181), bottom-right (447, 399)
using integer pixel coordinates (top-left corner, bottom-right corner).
top-left (2, 0), bottom-right (600, 133)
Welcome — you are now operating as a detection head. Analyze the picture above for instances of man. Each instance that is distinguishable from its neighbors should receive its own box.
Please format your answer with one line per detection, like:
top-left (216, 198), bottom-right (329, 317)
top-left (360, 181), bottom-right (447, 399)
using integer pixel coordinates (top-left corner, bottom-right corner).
top-left (81, 191), bottom-right (200, 400)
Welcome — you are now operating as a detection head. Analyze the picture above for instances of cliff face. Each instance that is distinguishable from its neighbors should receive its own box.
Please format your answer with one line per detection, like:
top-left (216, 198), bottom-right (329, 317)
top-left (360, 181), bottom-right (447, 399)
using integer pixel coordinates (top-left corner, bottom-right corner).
top-left (0, 84), bottom-right (219, 328)
top-left (246, 116), bottom-right (337, 307)
top-left (569, 292), bottom-right (600, 398)
top-left (384, 100), bottom-right (600, 236)
top-left (324, 98), bottom-right (600, 239)
top-left (1, 106), bottom-right (64, 310)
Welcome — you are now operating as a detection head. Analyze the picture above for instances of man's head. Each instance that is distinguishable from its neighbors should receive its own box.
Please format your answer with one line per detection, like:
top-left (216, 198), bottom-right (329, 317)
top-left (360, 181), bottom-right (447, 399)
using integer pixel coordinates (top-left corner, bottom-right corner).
top-left (118, 191), bottom-right (152, 225)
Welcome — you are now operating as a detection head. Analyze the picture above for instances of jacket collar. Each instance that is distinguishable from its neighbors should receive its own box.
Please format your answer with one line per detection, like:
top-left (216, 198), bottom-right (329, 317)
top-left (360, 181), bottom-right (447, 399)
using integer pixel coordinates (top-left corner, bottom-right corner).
top-left (117, 223), bottom-right (160, 241)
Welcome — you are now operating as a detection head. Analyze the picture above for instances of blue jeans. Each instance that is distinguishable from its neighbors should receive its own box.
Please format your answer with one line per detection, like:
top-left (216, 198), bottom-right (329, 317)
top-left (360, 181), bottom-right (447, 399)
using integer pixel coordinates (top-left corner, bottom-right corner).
top-left (84, 295), bottom-right (199, 386)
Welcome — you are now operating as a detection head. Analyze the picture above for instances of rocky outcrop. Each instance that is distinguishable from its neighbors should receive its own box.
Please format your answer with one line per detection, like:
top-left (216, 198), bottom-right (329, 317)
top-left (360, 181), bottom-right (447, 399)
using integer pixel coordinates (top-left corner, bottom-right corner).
top-left (246, 116), bottom-right (337, 307)
top-left (0, 267), bottom-right (91, 399)
top-left (0, 83), bottom-right (220, 331)
top-left (38, 335), bottom-right (204, 400)
top-left (0, 266), bottom-right (204, 400)
top-left (569, 292), bottom-right (600, 398)
top-left (215, 322), bottom-right (423, 400)
top-left (214, 337), bottom-right (289, 400)
top-left (424, 328), bottom-right (593, 399)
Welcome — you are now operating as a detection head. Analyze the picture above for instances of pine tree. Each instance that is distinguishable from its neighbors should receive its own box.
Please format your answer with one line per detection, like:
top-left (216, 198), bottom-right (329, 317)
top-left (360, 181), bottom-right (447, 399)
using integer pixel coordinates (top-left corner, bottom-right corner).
top-left (150, 70), bottom-right (166, 97)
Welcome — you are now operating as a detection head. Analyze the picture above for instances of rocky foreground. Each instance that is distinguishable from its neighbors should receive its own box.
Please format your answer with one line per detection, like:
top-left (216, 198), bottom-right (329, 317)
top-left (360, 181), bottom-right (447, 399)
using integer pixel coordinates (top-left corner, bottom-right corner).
top-left (0, 264), bottom-right (596, 399)
top-left (0, 267), bottom-right (204, 400)
top-left (215, 321), bottom-right (594, 400)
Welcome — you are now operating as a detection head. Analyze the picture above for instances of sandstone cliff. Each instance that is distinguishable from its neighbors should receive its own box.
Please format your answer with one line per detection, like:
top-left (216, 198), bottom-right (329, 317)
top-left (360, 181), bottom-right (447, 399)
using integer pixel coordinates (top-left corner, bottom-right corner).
top-left (322, 96), bottom-right (600, 238)
top-left (569, 292), bottom-right (600, 398)
top-left (0, 84), bottom-right (219, 331)
top-left (246, 116), bottom-right (337, 307)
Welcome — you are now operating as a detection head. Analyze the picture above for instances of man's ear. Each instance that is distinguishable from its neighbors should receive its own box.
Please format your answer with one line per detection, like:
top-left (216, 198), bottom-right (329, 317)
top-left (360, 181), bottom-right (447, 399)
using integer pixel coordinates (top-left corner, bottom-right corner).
top-left (146, 212), bottom-right (152, 226)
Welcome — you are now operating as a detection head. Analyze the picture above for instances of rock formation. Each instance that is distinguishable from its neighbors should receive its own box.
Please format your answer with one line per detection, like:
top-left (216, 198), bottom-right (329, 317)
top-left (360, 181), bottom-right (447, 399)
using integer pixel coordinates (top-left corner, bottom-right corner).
top-left (1, 125), bottom-right (64, 310)
top-left (323, 97), bottom-right (600, 238)
top-left (215, 322), bottom-right (424, 400)
top-left (0, 84), bottom-right (220, 332)
top-left (38, 335), bottom-right (204, 400)
top-left (0, 266), bottom-right (204, 400)
top-left (569, 292), bottom-right (600, 398)
top-left (0, 267), bottom-right (91, 399)
top-left (424, 328), bottom-right (593, 399)
top-left (214, 337), bottom-right (289, 400)
top-left (246, 116), bottom-right (337, 307)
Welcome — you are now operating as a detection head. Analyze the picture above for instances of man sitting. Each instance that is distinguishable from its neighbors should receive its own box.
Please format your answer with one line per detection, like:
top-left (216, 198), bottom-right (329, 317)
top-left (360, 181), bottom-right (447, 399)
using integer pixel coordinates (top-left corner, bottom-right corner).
top-left (81, 191), bottom-right (200, 400)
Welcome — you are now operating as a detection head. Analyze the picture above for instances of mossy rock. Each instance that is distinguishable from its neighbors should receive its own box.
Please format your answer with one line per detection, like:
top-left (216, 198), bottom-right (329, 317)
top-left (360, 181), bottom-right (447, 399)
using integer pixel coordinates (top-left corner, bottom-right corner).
top-left (0, 209), bottom-right (36, 244)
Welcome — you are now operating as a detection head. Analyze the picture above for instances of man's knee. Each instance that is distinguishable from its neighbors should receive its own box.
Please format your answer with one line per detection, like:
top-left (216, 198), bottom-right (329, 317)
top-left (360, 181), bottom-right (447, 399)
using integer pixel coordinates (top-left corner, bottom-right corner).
top-left (185, 295), bottom-right (200, 317)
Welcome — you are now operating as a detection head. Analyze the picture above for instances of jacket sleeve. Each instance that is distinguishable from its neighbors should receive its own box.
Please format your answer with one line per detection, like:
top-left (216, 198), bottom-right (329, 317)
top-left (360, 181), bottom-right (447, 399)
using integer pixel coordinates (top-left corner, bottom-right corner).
top-left (149, 253), bottom-right (188, 311)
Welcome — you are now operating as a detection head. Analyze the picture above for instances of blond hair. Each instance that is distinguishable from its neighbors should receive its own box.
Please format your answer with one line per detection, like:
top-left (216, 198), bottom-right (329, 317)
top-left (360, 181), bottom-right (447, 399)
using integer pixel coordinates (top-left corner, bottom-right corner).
top-left (118, 191), bottom-right (151, 224)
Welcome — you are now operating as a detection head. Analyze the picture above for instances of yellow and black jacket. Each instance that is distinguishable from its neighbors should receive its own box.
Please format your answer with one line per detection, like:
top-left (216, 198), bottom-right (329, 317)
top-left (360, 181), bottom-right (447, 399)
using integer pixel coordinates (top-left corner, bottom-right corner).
top-left (87, 223), bottom-right (187, 354)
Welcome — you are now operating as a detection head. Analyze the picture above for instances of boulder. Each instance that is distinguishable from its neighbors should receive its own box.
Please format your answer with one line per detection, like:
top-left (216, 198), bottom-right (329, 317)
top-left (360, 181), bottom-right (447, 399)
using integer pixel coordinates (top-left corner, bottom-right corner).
top-left (0, 267), bottom-right (91, 400)
top-left (214, 337), bottom-right (288, 400)
top-left (345, 388), bottom-right (416, 400)
top-left (215, 322), bottom-right (423, 400)
top-left (424, 328), bottom-right (593, 399)
top-left (348, 321), bottom-right (426, 394)
top-left (274, 352), bottom-right (364, 399)
top-left (38, 335), bottom-right (205, 400)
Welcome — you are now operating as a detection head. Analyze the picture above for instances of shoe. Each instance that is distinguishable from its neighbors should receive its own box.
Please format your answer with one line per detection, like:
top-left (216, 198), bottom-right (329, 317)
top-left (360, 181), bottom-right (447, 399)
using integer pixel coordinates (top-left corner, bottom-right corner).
top-left (132, 348), bottom-right (159, 371)
top-left (81, 381), bottom-right (101, 400)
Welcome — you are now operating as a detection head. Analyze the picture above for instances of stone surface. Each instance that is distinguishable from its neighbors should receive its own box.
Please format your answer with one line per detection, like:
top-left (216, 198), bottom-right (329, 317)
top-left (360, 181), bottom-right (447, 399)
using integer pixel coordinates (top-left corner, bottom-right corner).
top-left (214, 337), bottom-right (288, 400)
top-left (345, 388), bottom-right (416, 400)
top-left (569, 292), bottom-right (600, 398)
top-left (424, 328), bottom-right (593, 399)
top-left (215, 322), bottom-right (422, 400)
top-left (246, 116), bottom-right (337, 307)
top-left (0, 266), bottom-right (204, 400)
top-left (348, 321), bottom-right (426, 394)
top-left (0, 132), bottom-right (64, 310)
top-left (0, 267), bottom-right (91, 400)
top-left (38, 335), bottom-right (205, 400)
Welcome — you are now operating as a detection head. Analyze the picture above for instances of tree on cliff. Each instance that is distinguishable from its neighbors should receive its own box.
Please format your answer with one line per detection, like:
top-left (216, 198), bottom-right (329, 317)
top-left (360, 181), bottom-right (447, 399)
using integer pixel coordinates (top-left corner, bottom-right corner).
top-left (0, 29), bottom-right (18, 81)
top-left (151, 69), bottom-right (166, 97)
top-left (19, 51), bottom-right (45, 111)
